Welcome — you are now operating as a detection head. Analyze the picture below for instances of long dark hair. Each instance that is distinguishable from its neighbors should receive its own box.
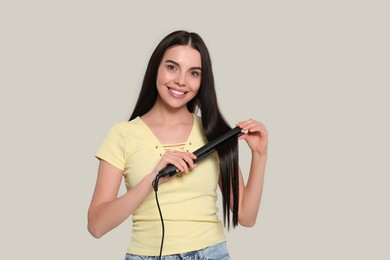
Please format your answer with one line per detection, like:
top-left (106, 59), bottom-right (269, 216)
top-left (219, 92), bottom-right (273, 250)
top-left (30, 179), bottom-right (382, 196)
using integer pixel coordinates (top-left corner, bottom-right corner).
top-left (130, 30), bottom-right (239, 228)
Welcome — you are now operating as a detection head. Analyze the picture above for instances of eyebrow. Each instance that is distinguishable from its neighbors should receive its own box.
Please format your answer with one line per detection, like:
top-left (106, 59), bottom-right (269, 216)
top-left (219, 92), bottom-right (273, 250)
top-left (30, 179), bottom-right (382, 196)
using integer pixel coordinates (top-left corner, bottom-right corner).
top-left (165, 59), bottom-right (202, 71)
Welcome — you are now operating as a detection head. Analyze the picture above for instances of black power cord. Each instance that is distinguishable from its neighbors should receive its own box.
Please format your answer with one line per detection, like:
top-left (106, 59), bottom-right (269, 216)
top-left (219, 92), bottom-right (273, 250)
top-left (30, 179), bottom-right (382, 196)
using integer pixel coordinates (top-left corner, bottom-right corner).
top-left (152, 176), bottom-right (164, 259)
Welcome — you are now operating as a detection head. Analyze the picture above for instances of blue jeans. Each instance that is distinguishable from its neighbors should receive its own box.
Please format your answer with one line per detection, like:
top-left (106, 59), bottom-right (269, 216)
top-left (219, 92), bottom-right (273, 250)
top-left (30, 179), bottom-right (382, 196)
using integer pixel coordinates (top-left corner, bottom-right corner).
top-left (124, 241), bottom-right (231, 260)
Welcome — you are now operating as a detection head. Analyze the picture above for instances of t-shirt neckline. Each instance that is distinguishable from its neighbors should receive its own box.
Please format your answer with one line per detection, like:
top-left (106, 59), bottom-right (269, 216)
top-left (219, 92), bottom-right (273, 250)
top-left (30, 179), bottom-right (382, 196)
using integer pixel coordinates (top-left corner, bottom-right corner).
top-left (136, 114), bottom-right (197, 147)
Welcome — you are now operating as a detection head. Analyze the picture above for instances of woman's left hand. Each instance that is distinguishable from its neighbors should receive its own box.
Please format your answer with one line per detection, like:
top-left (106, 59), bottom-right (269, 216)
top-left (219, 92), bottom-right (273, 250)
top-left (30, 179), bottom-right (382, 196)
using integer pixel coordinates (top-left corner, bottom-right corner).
top-left (237, 119), bottom-right (268, 156)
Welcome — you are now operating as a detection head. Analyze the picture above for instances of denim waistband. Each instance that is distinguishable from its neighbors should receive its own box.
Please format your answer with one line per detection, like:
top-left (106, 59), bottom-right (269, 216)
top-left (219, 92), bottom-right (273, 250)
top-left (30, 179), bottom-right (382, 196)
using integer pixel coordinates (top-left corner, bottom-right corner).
top-left (125, 241), bottom-right (231, 260)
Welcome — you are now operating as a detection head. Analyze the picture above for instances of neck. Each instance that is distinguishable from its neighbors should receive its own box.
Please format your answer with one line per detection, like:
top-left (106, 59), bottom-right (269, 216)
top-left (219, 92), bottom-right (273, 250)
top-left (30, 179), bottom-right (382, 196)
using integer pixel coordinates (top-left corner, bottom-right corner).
top-left (142, 99), bottom-right (193, 125)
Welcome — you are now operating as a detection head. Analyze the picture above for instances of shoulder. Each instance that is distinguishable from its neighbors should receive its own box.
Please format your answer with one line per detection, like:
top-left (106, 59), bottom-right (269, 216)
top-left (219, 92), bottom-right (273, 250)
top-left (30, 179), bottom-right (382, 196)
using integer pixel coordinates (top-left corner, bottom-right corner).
top-left (193, 114), bottom-right (203, 127)
top-left (192, 114), bottom-right (207, 141)
top-left (108, 117), bottom-right (143, 134)
top-left (105, 117), bottom-right (155, 147)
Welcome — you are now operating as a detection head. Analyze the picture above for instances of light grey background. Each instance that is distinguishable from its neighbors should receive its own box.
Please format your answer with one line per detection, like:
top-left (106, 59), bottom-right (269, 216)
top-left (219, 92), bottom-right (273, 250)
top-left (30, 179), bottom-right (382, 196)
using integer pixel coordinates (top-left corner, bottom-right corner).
top-left (1, 1), bottom-right (389, 259)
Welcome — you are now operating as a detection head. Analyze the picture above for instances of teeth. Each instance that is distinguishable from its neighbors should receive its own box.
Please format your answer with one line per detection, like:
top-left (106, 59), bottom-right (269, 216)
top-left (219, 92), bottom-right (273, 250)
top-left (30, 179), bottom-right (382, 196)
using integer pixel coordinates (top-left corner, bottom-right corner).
top-left (169, 89), bottom-right (185, 95)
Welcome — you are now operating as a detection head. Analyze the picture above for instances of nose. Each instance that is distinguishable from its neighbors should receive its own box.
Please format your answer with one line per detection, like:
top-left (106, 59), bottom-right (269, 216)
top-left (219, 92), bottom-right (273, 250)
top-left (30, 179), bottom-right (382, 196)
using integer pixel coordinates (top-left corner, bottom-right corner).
top-left (174, 72), bottom-right (186, 87)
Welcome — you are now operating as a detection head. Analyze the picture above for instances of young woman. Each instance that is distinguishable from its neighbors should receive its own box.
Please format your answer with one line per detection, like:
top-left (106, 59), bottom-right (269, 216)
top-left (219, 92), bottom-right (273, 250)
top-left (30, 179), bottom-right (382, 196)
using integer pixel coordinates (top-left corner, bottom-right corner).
top-left (88, 30), bottom-right (268, 259)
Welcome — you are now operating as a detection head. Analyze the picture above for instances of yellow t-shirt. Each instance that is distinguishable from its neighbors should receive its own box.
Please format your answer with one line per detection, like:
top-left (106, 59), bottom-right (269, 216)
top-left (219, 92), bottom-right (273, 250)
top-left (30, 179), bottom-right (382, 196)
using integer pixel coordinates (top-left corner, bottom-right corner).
top-left (96, 114), bottom-right (226, 256)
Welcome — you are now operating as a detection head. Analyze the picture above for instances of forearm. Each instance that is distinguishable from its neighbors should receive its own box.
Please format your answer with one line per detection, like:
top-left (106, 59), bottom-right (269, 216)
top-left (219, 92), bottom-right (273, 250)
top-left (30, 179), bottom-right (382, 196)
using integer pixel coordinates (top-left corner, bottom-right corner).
top-left (88, 173), bottom-right (155, 238)
top-left (239, 152), bottom-right (267, 227)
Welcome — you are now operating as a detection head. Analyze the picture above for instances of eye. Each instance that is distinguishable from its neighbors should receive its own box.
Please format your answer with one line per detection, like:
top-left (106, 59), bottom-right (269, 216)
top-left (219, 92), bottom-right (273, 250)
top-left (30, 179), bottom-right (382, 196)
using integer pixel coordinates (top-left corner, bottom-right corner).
top-left (167, 64), bottom-right (177, 71)
top-left (190, 70), bottom-right (201, 77)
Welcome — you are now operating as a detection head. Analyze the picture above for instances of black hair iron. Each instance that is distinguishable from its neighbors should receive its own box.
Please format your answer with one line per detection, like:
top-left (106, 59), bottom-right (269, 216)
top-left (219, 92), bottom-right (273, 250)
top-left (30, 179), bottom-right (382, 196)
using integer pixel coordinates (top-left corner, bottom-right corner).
top-left (153, 126), bottom-right (244, 191)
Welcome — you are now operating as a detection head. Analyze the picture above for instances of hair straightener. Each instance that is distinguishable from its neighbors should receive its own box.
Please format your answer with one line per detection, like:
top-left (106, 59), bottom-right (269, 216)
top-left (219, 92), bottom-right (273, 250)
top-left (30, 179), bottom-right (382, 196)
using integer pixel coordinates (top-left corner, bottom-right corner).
top-left (153, 126), bottom-right (244, 191)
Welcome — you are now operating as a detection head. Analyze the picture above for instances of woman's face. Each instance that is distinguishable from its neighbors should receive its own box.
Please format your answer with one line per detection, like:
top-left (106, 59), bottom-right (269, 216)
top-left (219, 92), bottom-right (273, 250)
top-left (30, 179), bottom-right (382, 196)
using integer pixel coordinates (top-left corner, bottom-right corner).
top-left (156, 45), bottom-right (202, 109)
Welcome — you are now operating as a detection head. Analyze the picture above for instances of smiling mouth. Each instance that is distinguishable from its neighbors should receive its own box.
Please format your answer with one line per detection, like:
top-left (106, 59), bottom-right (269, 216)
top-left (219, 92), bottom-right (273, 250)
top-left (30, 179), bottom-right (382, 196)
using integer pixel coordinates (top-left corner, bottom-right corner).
top-left (168, 88), bottom-right (187, 95)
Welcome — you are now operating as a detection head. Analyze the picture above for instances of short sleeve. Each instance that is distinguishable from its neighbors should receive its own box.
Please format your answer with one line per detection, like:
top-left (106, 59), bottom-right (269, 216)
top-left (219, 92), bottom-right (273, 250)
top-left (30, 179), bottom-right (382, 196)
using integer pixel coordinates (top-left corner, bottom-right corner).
top-left (95, 123), bottom-right (127, 171)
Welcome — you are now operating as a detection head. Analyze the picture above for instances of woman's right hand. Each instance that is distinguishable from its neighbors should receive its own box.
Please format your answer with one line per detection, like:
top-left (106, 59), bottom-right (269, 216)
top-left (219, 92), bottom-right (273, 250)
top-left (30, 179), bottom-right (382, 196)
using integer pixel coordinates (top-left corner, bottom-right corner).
top-left (152, 151), bottom-right (197, 183)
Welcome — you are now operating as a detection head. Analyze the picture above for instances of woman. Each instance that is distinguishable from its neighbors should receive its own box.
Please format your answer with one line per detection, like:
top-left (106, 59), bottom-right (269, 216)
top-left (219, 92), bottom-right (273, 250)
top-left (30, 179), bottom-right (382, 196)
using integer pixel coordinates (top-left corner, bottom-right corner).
top-left (88, 30), bottom-right (268, 259)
